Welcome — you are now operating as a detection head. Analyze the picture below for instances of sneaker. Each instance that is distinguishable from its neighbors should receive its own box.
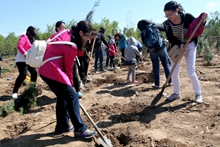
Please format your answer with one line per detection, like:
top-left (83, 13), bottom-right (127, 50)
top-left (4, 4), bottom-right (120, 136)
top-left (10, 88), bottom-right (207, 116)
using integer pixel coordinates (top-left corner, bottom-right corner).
top-left (100, 69), bottom-right (106, 72)
top-left (152, 84), bottom-right (159, 89)
top-left (132, 80), bottom-right (138, 84)
top-left (166, 93), bottom-right (180, 101)
top-left (195, 94), bottom-right (203, 104)
top-left (167, 82), bottom-right (173, 86)
top-left (126, 79), bottom-right (131, 83)
top-left (77, 92), bottom-right (83, 98)
top-left (12, 93), bottom-right (18, 99)
top-left (55, 126), bottom-right (74, 135)
top-left (74, 129), bottom-right (96, 139)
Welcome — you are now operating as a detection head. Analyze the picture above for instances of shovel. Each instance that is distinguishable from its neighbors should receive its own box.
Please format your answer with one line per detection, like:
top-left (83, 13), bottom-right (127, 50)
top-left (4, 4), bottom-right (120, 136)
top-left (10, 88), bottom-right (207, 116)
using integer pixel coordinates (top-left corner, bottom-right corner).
top-left (151, 13), bottom-right (207, 107)
top-left (80, 103), bottom-right (113, 147)
top-left (84, 37), bottom-right (96, 85)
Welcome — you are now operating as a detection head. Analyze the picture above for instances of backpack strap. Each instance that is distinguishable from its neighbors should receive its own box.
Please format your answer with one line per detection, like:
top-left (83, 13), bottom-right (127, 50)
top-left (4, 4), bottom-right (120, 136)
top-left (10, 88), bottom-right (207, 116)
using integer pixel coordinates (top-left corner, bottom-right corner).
top-left (46, 29), bottom-right (68, 43)
top-left (48, 41), bottom-right (77, 46)
top-left (42, 41), bottom-right (77, 65)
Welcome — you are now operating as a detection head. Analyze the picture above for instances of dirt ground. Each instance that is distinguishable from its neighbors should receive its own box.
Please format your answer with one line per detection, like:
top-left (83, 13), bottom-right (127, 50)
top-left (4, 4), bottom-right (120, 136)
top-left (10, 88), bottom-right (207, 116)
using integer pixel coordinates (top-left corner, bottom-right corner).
top-left (0, 52), bottom-right (220, 147)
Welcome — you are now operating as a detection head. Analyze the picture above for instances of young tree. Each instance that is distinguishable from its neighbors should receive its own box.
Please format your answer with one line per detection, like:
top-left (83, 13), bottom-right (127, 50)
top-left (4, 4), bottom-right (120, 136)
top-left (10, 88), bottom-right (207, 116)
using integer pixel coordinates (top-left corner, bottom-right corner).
top-left (203, 40), bottom-right (214, 65)
top-left (4, 33), bottom-right (18, 56)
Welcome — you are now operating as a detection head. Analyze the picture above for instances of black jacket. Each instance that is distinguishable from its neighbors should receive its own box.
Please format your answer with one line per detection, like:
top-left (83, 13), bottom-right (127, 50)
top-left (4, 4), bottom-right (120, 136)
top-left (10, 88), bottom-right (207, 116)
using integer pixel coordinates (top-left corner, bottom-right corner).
top-left (163, 12), bottom-right (197, 47)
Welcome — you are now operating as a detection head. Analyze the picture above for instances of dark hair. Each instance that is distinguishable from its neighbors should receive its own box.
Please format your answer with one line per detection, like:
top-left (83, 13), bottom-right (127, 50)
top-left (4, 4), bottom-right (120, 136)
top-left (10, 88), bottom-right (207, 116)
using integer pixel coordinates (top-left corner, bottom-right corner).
top-left (26, 26), bottom-right (39, 44)
top-left (164, 1), bottom-right (184, 13)
top-left (70, 21), bottom-right (92, 50)
top-left (91, 29), bottom-right (98, 35)
top-left (99, 27), bottom-right (106, 33)
top-left (137, 19), bottom-right (152, 31)
top-left (55, 21), bottom-right (65, 32)
top-left (114, 33), bottom-right (122, 40)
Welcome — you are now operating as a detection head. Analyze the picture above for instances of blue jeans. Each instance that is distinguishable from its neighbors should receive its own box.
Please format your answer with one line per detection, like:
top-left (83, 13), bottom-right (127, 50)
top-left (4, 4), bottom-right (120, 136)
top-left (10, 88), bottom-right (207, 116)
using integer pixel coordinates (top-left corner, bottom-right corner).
top-left (105, 49), bottom-right (109, 67)
top-left (150, 46), bottom-right (171, 86)
top-left (94, 49), bottom-right (104, 71)
top-left (40, 75), bottom-right (87, 132)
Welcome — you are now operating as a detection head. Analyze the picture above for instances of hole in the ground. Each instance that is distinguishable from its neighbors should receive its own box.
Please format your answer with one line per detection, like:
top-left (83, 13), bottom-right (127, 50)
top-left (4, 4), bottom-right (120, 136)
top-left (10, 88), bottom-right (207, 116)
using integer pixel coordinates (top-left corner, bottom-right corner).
top-left (116, 133), bottom-right (132, 146)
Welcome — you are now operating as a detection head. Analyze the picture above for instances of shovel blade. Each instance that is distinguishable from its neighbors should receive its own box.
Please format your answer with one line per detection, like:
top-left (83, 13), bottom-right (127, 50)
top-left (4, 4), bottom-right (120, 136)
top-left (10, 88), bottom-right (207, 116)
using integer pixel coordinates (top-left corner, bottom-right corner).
top-left (151, 91), bottom-right (163, 107)
top-left (97, 136), bottom-right (113, 147)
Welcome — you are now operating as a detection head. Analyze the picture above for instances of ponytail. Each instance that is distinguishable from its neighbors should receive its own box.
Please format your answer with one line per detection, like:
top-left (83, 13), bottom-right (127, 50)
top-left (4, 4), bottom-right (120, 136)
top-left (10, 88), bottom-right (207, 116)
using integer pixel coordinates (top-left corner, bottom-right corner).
top-left (70, 21), bottom-right (92, 50)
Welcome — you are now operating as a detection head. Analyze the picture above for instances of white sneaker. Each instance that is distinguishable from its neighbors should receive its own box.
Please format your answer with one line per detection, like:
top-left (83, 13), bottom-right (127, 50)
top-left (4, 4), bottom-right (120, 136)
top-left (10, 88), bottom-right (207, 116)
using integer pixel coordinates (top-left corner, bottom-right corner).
top-left (166, 93), bottom-right (180, 101)
top-left (195, 94), bottom-right (203, 104)
top-left (12, 93), bottom-right (18, 99)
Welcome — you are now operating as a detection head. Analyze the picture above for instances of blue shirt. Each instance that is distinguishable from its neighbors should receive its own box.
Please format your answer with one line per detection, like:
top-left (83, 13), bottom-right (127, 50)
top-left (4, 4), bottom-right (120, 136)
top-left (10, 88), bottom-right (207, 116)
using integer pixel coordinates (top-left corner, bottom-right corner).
top-left (118, 34), bottom-right (128, 49)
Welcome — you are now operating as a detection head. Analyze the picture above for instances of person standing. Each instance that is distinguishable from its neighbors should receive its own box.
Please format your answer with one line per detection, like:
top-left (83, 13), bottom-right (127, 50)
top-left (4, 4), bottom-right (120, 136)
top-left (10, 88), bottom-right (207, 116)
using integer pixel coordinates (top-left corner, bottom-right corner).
top-left (0, 52), bottom-right (3, 78)
top-left (124, 37), bottom-right (140, 84)
top-left (137, 19), bottom-right (172, 89)
top-left (115, 32), bottom-right (128, 64)
top-left (108, 36), bottom-right (117, 69)
top-left (12, 26), bottom-right (39, 99)
top-left (163, 1), bottom-right (207, 103)
top-left (136, 39), bottom-right (143, 63)
top-left (92, 27), bottom-right (109, 72)
top-left (38, 21), bottom-right (96, 139)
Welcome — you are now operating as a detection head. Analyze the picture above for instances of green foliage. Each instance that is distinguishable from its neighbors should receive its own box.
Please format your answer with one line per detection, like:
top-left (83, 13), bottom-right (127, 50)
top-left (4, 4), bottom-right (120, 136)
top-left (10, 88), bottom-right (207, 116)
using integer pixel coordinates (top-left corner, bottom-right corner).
top-left (1, 68), bottom-right (11, 73)
top-left (197, 37), bottom-right (203, 56)
top-left (203, 40), bottom-right (214, 65)
top-left (0, 100), bottom-right (15, 117)
top-left (92, 18), bottom-right (120, 39)
top-left (14, 82), bottom-right (38, 113)
top-left (0, 82), bottom-right (39, 117)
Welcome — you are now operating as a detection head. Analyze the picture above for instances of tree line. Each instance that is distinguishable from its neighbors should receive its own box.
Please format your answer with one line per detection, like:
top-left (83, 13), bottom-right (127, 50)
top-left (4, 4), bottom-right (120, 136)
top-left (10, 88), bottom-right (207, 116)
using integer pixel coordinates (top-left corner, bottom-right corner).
top-left (0, 11), bottom-right (220, 58)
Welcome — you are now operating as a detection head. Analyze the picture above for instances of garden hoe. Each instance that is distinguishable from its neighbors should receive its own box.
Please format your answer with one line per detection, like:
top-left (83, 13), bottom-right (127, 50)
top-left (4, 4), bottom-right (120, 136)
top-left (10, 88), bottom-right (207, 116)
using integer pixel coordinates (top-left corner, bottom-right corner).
top-left (151, 13), bottom-right (207, 107)
top-left (80, 103), bottom-right (113, 147)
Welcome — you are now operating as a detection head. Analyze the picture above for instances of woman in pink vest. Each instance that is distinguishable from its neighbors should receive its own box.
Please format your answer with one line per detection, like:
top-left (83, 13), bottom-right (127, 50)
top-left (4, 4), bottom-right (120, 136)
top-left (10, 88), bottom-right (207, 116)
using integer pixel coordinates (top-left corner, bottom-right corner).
top-left (12, 26), bottom-right (39, 99)
top-left (38, 21), bottom-right (96, 139)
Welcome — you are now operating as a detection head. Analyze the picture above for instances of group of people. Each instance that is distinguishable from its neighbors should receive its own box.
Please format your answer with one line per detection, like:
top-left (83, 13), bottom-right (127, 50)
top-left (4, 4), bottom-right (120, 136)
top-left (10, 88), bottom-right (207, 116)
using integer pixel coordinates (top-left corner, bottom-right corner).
top-left (9, 0), bottom-right (207, 142)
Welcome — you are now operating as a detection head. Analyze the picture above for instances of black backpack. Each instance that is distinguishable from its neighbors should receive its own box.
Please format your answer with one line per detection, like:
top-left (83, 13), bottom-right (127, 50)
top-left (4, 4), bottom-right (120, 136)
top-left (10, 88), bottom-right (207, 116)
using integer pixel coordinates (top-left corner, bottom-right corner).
top-left (138, 20), bottom-right (163, 52)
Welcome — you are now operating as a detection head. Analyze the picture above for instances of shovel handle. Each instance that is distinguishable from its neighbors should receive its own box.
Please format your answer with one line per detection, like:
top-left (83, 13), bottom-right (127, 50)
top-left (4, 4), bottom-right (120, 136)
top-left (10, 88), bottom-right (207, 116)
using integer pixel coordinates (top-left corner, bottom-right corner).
top-left (79, 103), bottom-right (110, 146)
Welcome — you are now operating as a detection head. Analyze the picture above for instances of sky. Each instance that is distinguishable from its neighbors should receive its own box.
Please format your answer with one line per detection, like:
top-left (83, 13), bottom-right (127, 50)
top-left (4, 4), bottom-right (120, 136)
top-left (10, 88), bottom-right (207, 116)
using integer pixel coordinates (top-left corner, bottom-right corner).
top-left (0, 0), bottom-right (220, 36)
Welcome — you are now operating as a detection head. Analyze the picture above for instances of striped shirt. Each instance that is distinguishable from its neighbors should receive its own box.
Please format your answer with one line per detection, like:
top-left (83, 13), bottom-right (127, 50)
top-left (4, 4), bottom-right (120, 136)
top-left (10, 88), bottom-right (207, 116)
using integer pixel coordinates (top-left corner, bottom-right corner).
top-left (169, 21), bottom-right (188, 43)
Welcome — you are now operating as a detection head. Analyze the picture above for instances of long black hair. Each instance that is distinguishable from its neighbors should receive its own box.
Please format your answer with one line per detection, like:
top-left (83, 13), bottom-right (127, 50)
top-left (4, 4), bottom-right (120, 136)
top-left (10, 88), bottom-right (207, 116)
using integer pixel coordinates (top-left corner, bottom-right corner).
top-left (164, 1), bottom-right (184, 13)
top-left (70, 21), bottom-right (92, 50)
top-left (26, 26), bottom-right (39, 44)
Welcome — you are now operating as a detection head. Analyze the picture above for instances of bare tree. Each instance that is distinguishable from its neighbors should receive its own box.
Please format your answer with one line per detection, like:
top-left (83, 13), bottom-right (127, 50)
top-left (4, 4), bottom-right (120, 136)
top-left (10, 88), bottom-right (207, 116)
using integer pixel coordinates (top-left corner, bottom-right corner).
top-left (85, 0), bottom-right (100, 23)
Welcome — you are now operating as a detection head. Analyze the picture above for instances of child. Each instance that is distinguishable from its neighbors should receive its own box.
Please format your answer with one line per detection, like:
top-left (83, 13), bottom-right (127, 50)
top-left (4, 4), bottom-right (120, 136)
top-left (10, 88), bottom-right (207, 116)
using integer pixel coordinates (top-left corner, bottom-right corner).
top-left (108, 37), bottom-right (117, 69)
top-left (124, 37), bottom-right (140, 83)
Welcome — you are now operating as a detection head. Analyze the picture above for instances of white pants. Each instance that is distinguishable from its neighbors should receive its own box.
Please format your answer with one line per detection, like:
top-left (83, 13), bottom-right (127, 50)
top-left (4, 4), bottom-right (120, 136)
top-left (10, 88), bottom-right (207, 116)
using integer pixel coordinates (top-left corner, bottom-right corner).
top-left (170, 41), bottom-right (201, 95)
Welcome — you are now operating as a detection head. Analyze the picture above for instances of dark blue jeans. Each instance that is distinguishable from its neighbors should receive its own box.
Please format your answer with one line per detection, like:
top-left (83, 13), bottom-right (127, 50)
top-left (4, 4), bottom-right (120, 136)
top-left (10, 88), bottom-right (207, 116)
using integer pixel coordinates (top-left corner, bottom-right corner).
top-left (73, 61), bottom-right (80, 92)
top-left (40, 75), bottom-right (87, 132)
top-left (94, 49), bottom-right (104, 71)
top-left (105, 49), bottom-right (109, 67)
top-left (150, 46), bottom-right (171, 86)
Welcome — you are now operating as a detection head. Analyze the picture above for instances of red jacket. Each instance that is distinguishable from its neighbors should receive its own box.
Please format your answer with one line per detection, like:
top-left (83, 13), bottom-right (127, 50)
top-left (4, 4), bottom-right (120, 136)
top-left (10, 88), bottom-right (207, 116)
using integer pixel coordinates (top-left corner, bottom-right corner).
top-left (108, 44), bottom-right (117, 56)
top-left (77, 50), bottom-right (84, 57)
